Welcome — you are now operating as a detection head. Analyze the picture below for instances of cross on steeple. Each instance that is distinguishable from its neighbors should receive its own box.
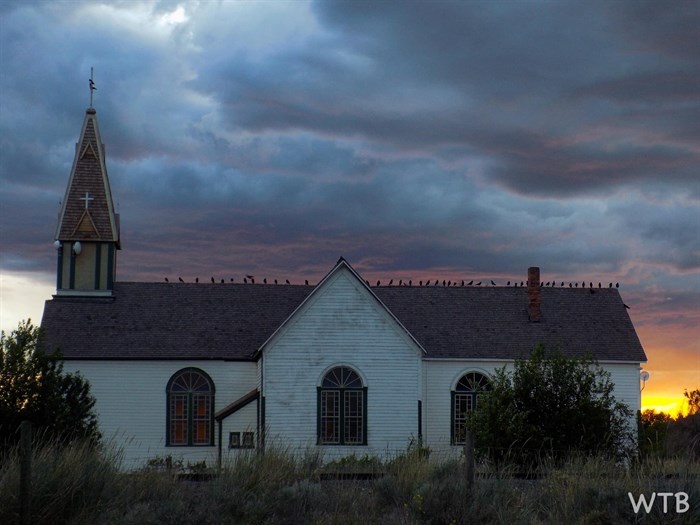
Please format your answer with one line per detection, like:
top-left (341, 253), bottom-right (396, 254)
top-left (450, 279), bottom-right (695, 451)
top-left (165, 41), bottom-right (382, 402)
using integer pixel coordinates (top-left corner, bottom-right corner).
top-left (55, 99), bottom-right (120, 295)
top-left (80, 191), bottom-right (94, 209)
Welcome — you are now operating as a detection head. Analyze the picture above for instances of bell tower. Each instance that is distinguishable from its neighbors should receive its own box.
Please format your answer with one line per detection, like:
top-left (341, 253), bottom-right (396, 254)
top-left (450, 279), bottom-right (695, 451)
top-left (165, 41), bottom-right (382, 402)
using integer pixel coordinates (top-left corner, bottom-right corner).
top-left (54, 104), bottom-right (120, 295)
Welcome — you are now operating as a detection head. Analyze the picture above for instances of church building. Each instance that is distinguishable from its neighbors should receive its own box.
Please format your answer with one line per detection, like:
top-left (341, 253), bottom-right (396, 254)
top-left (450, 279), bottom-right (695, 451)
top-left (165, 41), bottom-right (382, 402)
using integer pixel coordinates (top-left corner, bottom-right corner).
top-left (41, 106), bottom-right (648, 469)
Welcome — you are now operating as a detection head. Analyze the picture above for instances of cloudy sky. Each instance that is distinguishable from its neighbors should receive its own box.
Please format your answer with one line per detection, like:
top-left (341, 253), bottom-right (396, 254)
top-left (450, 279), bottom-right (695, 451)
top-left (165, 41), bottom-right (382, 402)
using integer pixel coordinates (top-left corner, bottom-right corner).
top-left (0, 0), bottom-right (698, 414)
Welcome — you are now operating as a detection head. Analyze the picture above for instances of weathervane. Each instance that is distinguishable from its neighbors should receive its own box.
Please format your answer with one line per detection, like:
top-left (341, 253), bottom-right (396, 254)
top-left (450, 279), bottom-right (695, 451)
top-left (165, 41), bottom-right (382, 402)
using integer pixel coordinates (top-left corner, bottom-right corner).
top-left (89, 67), bottom-right (96, 108)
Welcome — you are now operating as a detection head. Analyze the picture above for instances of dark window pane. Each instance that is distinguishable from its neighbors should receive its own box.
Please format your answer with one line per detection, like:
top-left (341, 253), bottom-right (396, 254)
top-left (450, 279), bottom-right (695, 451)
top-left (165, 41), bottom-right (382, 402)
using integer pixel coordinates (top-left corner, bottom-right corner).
top-left (320, 390), bottom-right (340, 444)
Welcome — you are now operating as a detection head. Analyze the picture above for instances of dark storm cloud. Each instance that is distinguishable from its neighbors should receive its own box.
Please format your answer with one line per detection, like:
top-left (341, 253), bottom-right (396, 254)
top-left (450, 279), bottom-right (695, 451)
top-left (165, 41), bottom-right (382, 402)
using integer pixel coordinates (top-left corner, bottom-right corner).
top-left (170, 0), bottom-right (700, 202)
top-left (0, 0), bottom-right (696, 409)
top-left (0, 0), bottom-right (697, 286)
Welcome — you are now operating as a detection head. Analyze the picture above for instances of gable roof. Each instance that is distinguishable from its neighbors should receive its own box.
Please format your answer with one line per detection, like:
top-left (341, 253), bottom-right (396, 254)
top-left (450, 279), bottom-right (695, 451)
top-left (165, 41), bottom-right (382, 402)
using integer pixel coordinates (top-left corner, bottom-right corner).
top-left (253, 257), bottom-right (426, 358)
top-left (41, 272), bottom-right (647, 363)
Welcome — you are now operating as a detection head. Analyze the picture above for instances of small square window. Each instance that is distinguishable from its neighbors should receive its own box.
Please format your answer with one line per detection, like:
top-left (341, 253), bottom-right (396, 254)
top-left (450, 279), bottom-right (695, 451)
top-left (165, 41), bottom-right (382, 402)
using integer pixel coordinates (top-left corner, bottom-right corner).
top-left (242, 432), bottom-right (255, 448)
top-left (228, 432), bottom-right (241, 449)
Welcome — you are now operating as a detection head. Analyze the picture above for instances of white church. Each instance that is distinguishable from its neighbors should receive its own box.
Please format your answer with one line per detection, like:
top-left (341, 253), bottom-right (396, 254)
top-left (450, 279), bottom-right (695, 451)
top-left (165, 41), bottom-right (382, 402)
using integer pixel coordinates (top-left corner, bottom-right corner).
top-left (41, 106), bottom-right (647, 469)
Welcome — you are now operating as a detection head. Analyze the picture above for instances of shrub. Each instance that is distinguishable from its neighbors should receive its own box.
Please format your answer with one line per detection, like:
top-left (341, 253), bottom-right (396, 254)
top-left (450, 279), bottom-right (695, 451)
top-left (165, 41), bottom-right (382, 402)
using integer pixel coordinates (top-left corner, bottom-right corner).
top-left (467, 344), bottom-right (634, 468)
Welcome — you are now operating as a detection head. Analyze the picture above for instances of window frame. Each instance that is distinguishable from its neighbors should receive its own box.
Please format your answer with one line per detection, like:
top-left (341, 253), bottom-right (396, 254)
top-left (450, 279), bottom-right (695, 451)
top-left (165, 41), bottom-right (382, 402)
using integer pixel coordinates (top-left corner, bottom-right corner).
top-left (166, 367), bottom-right (215, 447)
top-left (317, 366), bottom-right (368, 446)
top-left (228, 431), bottom-right (255, 449)
top-left (451, 371), bottom-right (491, 445)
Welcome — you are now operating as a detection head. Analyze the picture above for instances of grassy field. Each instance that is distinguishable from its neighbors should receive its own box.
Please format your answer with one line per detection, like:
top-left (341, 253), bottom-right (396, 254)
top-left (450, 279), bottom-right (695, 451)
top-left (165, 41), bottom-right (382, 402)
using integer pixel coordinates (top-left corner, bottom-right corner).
top-left (1, 441), bottom-right (698, 524)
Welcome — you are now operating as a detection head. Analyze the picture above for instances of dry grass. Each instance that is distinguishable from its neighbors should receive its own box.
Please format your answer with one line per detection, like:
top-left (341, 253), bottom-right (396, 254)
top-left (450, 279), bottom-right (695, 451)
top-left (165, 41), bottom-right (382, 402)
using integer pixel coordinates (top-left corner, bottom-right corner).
top-left (1, 442), bottom-right (698, 524)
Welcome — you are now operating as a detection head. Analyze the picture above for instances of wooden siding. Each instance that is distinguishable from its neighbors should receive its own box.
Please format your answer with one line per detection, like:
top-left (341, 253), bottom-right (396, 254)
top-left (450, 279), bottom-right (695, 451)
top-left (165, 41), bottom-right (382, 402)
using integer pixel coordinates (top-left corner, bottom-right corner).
top-left (263, 269), bottom-right (423, 459)
top-left (423, 361), bottom-right (505, 459)
top-left (62, 360), bottom-right (257, 469)
top-left (221, 401), bottom-right (258, 460)
top-left (74, 242), bottom-right (96, 289)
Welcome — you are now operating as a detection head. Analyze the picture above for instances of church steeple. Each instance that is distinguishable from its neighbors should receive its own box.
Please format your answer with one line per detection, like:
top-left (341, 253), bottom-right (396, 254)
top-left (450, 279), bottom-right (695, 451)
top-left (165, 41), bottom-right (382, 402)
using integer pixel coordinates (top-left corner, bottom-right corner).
top-left (54, 106), bottom-right (120, 295)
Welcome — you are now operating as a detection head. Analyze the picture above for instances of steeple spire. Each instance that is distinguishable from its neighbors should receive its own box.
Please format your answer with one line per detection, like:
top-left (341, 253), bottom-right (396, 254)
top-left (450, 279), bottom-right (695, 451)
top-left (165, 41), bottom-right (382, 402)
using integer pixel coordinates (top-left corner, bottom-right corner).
top-left (54, 102), bottom-right (120, 295)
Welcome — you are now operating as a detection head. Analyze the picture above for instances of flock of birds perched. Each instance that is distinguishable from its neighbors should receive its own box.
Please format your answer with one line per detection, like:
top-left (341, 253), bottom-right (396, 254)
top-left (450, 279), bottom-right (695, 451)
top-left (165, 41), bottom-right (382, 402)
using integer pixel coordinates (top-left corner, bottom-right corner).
top-left (163, 275), bottom-right (621, 290)
top-left (161, 276), bottom-right (630, 309)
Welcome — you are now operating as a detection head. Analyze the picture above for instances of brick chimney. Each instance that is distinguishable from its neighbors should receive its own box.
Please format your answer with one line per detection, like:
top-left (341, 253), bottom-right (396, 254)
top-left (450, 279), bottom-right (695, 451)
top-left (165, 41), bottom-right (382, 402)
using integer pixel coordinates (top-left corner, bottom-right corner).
top-left (527, 267), bottom-right (541, 322)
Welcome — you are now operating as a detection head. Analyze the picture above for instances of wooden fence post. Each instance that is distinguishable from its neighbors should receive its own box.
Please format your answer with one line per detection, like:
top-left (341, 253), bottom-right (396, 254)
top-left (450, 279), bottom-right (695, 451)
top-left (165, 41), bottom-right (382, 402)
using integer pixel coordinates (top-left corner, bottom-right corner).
top-left (464, 429), bottom-right (474, 493)
top-left (19, 420), bottom-right (32, 525)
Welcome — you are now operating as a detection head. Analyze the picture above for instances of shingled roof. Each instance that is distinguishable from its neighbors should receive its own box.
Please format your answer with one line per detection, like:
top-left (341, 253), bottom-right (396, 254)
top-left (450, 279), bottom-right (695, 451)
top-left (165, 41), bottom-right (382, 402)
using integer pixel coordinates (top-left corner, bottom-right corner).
top-left (41, 281), bottom-right (646, 362)
top-left (56, 108), bottom-right (119, 244)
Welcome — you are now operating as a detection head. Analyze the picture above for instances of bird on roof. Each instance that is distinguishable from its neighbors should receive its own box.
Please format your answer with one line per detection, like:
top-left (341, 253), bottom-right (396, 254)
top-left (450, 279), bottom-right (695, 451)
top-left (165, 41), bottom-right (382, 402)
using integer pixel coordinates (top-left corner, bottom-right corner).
top-left (165, 277), bottom-right (169, 282)
top-left (388, 279), bottom-right (393, 286)
top-left (569, 283), bottom-right (572, 287)
top-left (409, 280), bottom-right (412, 286)
top-left (399, 279), bottom-right (402, 286)
top-left (195, 277), bottom-right (199, 283)
top-left (468, 280), bottom-right (473, 286)
top-left (376, 280), bottom-right (381, 287)
top-left (274, 279), bottom-right (278, 285)
top-left (624, 303), bottom-right (630, 309)
top-left (561, 282), bottom-right (564, 287)
top-left (305, 280), bottom-right (309, 285)
top-left (616, 283), bottom-right (619, 288)
top-left (434, 280), bottom-right (439, 286)
top-left (286, 279), bottom-right (290, 284)
top-left (447, 280), bottom-right (451, 287)
top-left (490, 280), bottom-right (496, 286)
top-left (244, 277), bottom-right (248, 284)
top-left (246, 275), bottom-right (254, 279)
top-left (475, 281), bottom-right (481, 286)
top-left (609, 283), bottom-right (613, 288)
top-left (419, 280), bottom-right (423, 287)
top-left (230, 278), bottom-right (234, 282)
top-left (507, 281), bottom-right (510, 286)
top-left (211, 277), bottom-right (215, 283)
top-left (263, 278), bottom-right (267, 284)
top-left (179, 277), bottom-right (184, 283)
top-left (520, 281), bottom-right (524, 287)
top-left (598, 282), bottom-right (601, 288)
top-left (221, 279), bottom-right (224, 284)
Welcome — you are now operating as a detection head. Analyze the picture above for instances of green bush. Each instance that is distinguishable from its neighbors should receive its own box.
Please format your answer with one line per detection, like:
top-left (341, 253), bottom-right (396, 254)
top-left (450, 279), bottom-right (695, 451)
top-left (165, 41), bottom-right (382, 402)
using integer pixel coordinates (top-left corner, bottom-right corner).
top-left (467, 344), bottom-right (634, 468)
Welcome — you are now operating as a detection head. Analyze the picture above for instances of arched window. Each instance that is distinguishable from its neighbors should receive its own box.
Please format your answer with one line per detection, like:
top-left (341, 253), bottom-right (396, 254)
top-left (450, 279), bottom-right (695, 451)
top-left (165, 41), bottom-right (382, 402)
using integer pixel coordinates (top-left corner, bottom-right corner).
top-left (317, 366), bottom-right (367, 445)
top-left (167, 368), bottom-right (215, 446)
top-left (452, 372), bottom-right (490, 445)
